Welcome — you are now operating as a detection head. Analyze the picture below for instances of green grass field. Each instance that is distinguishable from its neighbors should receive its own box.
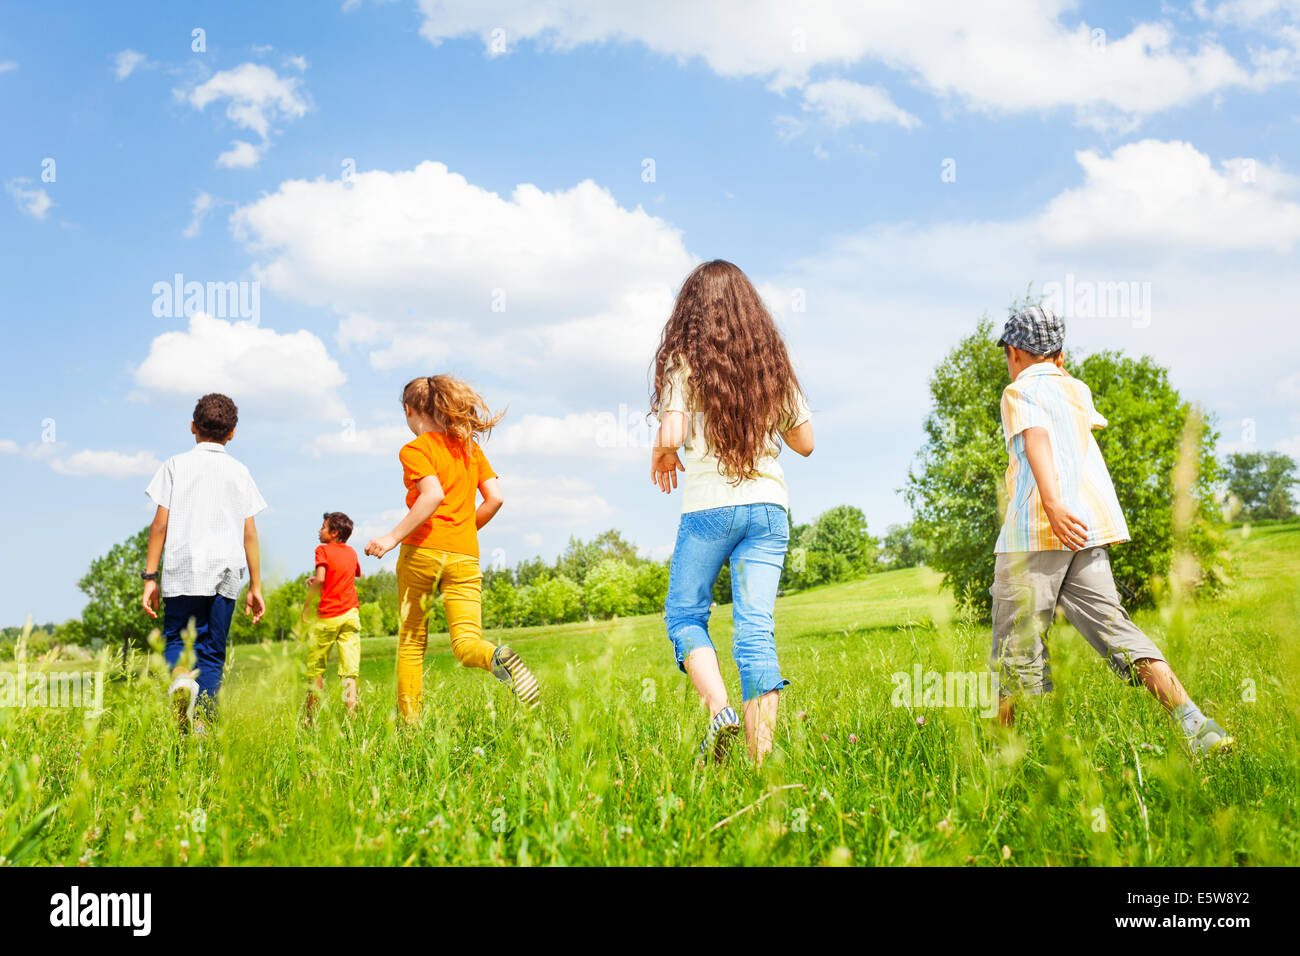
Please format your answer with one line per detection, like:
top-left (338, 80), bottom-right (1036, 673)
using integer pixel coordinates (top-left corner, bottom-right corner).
top-left (3, 523), bottom-right (1298, 866)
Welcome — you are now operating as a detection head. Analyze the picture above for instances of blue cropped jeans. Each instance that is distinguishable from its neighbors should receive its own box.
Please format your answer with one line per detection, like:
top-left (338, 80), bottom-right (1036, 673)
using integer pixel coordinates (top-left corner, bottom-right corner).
top-left (664, 503), bottom-right (790, 701)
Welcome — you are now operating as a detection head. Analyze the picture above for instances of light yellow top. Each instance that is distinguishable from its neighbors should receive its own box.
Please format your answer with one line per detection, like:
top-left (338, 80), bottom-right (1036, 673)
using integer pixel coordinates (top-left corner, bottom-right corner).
top-left (660, 363), bottom-right (811, 514)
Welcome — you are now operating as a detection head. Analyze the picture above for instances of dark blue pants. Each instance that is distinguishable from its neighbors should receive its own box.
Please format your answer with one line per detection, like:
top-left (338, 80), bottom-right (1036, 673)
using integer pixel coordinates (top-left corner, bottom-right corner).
top-left (163, 594), bottom-right (236, 716)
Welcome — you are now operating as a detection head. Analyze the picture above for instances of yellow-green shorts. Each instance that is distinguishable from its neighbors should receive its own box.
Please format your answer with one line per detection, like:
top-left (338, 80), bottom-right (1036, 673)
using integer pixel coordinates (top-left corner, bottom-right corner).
top-left (306, 607), bottom-right (361, 681)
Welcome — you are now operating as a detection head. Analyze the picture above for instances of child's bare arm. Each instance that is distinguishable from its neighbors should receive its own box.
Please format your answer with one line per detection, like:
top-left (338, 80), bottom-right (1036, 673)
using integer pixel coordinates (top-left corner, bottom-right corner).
top-left (141, 505), bottom-right (169, 619)
top-left (476, 477), bottom-right (503, 529)
top-left (366, 476), bottom-right (444, 558)
top-left (783, 420), bottom-right (814, 457)
top-left (301, 566), bottom-right (326, 621)
top-left (1023, 427), bottom-right (1089, 550)
top-left (244, 517), bottom-right (266, 624)
top-left (651, 412), bottom-right (687, 494)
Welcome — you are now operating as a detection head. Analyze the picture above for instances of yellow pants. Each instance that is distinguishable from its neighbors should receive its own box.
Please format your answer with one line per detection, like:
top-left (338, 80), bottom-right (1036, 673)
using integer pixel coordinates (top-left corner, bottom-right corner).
top-left (305, 606), bottom-right (361, 681)
top-left (396, 544), bottom-right (495, 721)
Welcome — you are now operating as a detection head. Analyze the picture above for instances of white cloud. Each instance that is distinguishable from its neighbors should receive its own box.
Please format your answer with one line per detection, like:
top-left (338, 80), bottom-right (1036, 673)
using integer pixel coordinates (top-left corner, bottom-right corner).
top-left (1276, 435), bottom-right (1300, 460)
top-left (49, 450), bottom-right (162, 479)
top-left (312, 424), bottom-right (410, 457)
top-left (113, 49), bottom-right (149, 80)
top-left (638, 542), bottom-right (673, 562)
top-left (2, 440), bottom-right (160, 479)
top-left (351, 508), bottom-right (408, 551)
top-left (231, 161), bottom-right (695, 393)
top-left (134, 313), bottom-right (347, 418)
top-left (492, 475), bottom-right (614, 528)
top-left (177, 63), bottom-right (309, 168)
top-left (182, 191), bottom-right (217, 238)
top-left (492, 411), bottom-right (647, 464)
top-left (1195, 1), bottom-right (1300, 27)
top-left (216, 140), bottom-right (264, 169)
top-left (0, 61), bottom-right (16, 74)
top-left (6, 178), bottom-right (52, 220)
top-left (1038, 140), bottom-right (1300, 252)
top-left (801, 79), bottom-right (920, 129)
top-left (408, 0), bottom-right (1286, 125)
top-left (0, 440), bottom-right (59, 462)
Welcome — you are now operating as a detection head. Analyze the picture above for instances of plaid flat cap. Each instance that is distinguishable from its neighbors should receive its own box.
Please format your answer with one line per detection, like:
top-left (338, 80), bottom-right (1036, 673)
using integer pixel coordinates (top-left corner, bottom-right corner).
top-left (998, 306), bottom-right (1064, 355)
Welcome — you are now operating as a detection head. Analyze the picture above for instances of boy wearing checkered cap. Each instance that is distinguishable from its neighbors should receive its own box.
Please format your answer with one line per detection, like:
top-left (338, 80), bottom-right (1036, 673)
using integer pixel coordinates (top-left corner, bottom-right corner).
top-left (991, 307), bottom-right (1232, 756)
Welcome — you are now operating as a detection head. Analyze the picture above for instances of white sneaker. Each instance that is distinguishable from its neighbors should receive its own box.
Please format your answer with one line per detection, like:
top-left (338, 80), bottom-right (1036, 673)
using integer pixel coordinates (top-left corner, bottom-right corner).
top-left (168, 674), bottom-right (199, 731)
top-left (491, 645), bottom-right (540, 709)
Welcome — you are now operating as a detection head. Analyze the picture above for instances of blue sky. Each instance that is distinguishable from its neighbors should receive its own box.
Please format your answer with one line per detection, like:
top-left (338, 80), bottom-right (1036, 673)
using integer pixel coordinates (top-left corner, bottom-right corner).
top-left (3, 0), bottom-right (1299, 624)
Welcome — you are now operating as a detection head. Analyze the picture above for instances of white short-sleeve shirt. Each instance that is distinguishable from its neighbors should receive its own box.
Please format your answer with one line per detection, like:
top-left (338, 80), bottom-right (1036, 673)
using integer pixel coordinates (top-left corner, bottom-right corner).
top-left (660, 363), bottom-right (811, 514)
top-left (145, 442), bottom-right (268, 599)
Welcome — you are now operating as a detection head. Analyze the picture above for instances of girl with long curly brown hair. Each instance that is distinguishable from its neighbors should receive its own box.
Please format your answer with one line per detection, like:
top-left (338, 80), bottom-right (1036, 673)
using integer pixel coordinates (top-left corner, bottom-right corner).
top-left (364, 374), bottom-right (540, 719)
top-left (650, 260), bottom-right (814, 764)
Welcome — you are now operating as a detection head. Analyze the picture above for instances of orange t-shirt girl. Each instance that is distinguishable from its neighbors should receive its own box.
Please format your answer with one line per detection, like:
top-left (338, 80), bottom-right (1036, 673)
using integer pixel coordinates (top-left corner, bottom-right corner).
top-left (363, 374), bottom-right (540, 720)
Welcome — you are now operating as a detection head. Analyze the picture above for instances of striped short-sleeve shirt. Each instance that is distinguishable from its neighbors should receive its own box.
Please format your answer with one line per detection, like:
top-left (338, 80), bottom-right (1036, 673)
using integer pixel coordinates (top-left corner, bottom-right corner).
top-left (994, 364), bottom-right (1129, 554)
top-left (146, 442), bottom-right (268, 598)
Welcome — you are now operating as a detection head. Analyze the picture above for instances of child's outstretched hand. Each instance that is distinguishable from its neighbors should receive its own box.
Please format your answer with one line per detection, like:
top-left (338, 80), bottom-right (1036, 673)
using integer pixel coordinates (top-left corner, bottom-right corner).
top-left (365, 534), bottom-right (397, 558)
top-left (651, 448), bottom-right (685, 493)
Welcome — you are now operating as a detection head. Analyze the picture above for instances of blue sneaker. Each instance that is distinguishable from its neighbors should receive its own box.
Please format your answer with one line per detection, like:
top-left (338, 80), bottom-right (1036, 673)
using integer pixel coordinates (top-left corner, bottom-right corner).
top-left (699, 706), bottom-right (742, 763)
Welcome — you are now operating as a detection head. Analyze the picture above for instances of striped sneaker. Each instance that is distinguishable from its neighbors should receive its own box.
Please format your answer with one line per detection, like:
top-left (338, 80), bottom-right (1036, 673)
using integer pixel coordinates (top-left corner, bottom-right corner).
top-left (1188, 717), bottom-right (1234, 757)
top-left (492, 645), bottom-right (540, 709)
top-left (168, 670), bottom-right (199, 732)
top-left (699, 706), bottom-right (742, 763)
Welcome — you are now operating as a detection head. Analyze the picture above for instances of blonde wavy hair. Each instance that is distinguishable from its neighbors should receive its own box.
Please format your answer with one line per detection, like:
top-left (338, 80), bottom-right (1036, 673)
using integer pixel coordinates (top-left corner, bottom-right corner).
top-left (401, 374), bottom-right (504, 451)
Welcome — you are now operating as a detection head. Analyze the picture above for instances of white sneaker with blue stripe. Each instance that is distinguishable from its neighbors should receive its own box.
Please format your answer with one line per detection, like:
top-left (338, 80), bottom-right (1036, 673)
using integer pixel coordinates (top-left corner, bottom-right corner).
top-left (699, 706), bottom-right (742, 763)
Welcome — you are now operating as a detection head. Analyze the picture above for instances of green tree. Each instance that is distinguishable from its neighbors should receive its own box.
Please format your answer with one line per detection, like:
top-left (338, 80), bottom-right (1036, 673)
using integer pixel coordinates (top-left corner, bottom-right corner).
top-left (712, 562), bottom-right (732, 604)
top-left (513, 556), bottom-right (551, 588)
top-left (880, 522), bottom-right (930, 569)
top-left (1224, 451), bottom-right (1298, 521)
top-left (780, 508), bottom-right (873, 591)
top-left (428, 593), bottom-right (448, 633)
top-left (229, 576), bottom-right (309, 644)
top-left (356, 568), bottom-right (399, 633)
top-left (514, 584), bottom-right (542, 627)
top-left (1078, 350), bottom-right (1226, 606)
top-left (557, 536), bottom-right (603, 585)
top-left (358, 602), bottom-right (384, 637)
top-left (482, 575), bottom-right (519, 628)
top-left (904, 320), bottom-right (1007, 614)
top-left (583, 559), bottom-right (636, 618)
top-left (591, 529), bottom-right (639, 563)
top-left (78, 527), bottom-right (155, 660)
top-left (54, 617), bottom-right (88, 647)
top-left (632, 561), bottom-right (670, 615)
top-left (532, 575), bottom-right (582, 624)
top-left (807, 505), bottom-right (880, 573)
top-left (906, 318), bottom-right (1225, 617)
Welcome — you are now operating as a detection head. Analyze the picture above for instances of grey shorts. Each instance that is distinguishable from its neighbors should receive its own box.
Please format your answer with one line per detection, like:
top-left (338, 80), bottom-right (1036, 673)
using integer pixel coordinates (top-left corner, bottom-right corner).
top-left (990, 547), bottom-right (1165, 695)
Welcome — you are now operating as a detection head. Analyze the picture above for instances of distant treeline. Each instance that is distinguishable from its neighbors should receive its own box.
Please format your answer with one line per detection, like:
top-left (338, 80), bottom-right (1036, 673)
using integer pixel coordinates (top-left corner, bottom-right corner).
top-left (3, 506), bottom-right (928, 653)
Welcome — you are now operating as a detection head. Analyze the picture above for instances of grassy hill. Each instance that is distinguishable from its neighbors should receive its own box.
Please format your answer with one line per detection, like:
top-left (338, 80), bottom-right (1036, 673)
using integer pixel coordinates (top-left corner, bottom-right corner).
top-left (2, 523), bottom-right (1297, 866)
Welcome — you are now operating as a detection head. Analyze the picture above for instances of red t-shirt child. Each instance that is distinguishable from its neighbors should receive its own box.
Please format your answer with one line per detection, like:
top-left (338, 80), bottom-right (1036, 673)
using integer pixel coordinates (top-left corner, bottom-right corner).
top-left (315, 542), bottom-right (361, 618)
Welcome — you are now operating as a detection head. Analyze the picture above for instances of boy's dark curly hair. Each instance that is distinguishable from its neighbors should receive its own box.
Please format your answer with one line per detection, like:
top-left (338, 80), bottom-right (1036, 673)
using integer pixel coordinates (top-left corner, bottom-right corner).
top-left (193, 393), bottom-right (239, 442)
top-left (323, 512), bottom-right (354, 543)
